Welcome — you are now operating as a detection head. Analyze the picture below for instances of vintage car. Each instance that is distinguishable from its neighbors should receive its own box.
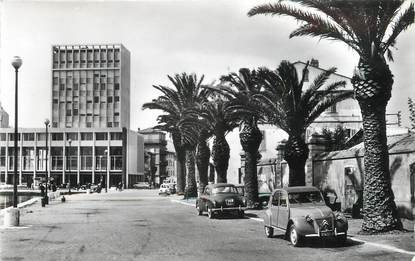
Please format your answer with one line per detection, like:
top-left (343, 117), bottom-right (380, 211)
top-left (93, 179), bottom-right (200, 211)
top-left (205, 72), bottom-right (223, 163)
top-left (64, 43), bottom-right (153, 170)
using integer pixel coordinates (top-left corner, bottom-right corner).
top-left (159, 183), bottom-right (171, 195)
top-left (196, 183), bottom-right (246, 219)
top-left (235, 184), bottom-right (271, 208)
top-left (263, 186), bottom-right (348, 247)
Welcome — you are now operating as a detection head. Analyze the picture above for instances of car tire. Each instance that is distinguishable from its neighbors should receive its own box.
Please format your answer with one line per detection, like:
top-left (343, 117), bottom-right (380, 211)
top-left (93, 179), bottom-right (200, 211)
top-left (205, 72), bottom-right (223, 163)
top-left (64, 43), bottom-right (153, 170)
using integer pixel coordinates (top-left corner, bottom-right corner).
top-left (337, 233), bottom-right (347, 245)
top-left (264, 226), bottom-right (274, 238)
top-left (289, 224), bottom-right (302, 247)
top-left (196, 202), bottom-right (203, 216)
top-left (207, 206), bottom-right (214, 219)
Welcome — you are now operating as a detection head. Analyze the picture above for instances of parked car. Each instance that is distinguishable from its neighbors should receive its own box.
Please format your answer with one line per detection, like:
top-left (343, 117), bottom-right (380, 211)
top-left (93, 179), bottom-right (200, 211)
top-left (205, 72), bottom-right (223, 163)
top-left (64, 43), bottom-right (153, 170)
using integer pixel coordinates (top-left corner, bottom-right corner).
top-left (159, 183), bottom-right (171, 195)
top-left (263, 186), bottom-right (348, 247)
top-left (133, 182), bottom-right (151, 189)
top-left (196, 183), bottom-right (246, 219)
top-left (235, 184), bottom-right (271, 208)
top-left (167, 183), bottom-right (176, 194)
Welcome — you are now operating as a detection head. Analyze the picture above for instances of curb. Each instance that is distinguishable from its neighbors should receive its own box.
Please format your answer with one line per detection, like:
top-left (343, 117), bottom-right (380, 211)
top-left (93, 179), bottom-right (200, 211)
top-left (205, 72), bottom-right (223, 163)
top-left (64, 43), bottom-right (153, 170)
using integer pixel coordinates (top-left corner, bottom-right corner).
top-left (170, 199), bottom-right (415, 256)
top-left (0, 191), bottom-right (61, 217)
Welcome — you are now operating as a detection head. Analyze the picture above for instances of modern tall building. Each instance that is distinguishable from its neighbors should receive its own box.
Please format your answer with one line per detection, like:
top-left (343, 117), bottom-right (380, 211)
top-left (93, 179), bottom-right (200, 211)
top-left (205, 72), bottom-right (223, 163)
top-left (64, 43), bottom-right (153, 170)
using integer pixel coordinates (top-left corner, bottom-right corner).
top-left (0, 44), bottom-right (145, 189)
top-left (51, 44), bottom-right (130, 129)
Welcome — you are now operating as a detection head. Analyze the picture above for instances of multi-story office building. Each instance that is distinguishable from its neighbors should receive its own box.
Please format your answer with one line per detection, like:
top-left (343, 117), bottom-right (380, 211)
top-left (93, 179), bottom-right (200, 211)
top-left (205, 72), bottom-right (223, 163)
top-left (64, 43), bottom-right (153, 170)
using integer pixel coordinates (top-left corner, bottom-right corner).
top-left (0, 128), bottom-right (144, 188)
top-left (0, 44), bottom-right (145, 189)
top-left (51, 44), bottom-right (130, 129)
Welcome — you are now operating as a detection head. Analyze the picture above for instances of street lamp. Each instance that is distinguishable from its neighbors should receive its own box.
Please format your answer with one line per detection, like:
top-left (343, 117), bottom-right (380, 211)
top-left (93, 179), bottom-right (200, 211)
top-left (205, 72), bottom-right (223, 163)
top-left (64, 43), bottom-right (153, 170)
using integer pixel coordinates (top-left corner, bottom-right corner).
top-left (5, 56), bottom-right (22, 226)
top-left (44, 119), bottom-right (50, 204)
top-left (68, 139), bottom-right (72, 194)
top-left (104, 149), bottom-right (108, 192)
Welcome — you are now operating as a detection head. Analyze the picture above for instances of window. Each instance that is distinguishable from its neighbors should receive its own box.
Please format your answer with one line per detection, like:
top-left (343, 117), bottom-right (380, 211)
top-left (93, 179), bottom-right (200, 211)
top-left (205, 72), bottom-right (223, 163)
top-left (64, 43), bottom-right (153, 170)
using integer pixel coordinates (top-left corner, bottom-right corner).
top-left (107, 97), bottom-right (113, 103)
top-left (66, 133), bottom-right (78, 141)
top-left (81, 132), bottom-right (93, 140)
top-left (73, 84), bottom-right (79, 90)
top-left (52, 133), bottom-right (63, 140)
top-left (110, 132), bottom-right (122, 140)
top-left (329, 104), bottom-right (337, 113)
top-left (23, 133), bottom-right (34, 141)
top-left (114, 96), bottom-right (120, 102)
top-left (94, 83), bottom-right (99, 91)
top-left (86, 122), bottom-right (92, 128)
top-left (52, 122), bottom-right (58, 128)
top-left (73, 109), bottom-right (78, 116)
top-left (0, 133), bottom-right (6, 141)
top-left (53, 77), bottom-right (59, 84)
top-left (107, 122), bottom-right (112, 127)
top-left (60, 84), bottom-right (65, 90)
top-left (303, 68), bottom-right (309, 82)
top-left (114, 83), bottom-right (120, 90)
top-left (101, 83), bottom-right (106, 90)
top-left (8, 133), bottom-right (21, 141)
top-left (53, 99), bottom-right (58, 104)
top-left (96, 133), bottom-right (108, 140)
top-left (66, 109), bottom-right (72, 116)
top-left (94, 97), bottom-right (99, 103)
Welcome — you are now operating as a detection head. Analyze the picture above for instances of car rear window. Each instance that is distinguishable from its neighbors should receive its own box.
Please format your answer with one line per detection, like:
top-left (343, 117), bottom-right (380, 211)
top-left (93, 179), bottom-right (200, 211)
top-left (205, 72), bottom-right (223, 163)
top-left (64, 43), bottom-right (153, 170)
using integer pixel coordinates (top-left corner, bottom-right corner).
top-left (212, 186), bottom-right (237, 194)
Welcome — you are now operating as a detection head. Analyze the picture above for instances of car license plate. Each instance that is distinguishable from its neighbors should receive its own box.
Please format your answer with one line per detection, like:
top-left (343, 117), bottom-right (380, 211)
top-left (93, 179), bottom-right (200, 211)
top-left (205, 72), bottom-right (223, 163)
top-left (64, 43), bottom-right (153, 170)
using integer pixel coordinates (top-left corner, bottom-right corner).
top-left (320, 231), bottom-right (333, 237)
top-left (225, 199), bottom-right (234, 206)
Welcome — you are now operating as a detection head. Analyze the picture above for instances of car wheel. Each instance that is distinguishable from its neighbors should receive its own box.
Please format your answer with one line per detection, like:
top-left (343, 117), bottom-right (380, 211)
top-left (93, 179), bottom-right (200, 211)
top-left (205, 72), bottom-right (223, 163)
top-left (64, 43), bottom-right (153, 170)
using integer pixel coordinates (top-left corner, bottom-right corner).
top-left (196, 202), bottom-right (203, 216)
top-left (289, 224), bottom-right (302, 247)
top-left (264, 226), bottom-right (274, 238)
top-left (207, 206), bottom-right (214, 219)
top-left (336, 233), bottom-right (347, 245)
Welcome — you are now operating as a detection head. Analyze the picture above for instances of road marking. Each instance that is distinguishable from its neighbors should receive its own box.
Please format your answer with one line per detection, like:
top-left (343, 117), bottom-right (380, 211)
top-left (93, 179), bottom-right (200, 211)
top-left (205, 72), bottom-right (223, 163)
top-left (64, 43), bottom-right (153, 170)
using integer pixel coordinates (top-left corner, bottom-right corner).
top-left (170, 199), bottom-right (194, 207)
top-left (348, 237), bottom-right (415, 256)
top-left (232, 214), bottom-right (415, 257)
top-left (170, 199), bottom-right (415, 256)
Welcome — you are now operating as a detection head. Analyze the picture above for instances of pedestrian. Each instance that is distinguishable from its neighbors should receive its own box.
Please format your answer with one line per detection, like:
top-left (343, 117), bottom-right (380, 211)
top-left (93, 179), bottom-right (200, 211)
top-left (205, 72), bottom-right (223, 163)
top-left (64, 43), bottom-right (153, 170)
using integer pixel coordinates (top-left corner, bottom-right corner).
top-left (40, 183), bottom-right (45, 197)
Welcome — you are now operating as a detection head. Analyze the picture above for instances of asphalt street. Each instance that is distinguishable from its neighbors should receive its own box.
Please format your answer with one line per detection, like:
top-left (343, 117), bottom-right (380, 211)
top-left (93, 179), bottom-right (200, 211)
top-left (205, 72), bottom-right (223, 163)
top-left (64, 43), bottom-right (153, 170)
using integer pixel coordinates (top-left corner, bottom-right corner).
top-left (0, 190), bottom-right (413, 261)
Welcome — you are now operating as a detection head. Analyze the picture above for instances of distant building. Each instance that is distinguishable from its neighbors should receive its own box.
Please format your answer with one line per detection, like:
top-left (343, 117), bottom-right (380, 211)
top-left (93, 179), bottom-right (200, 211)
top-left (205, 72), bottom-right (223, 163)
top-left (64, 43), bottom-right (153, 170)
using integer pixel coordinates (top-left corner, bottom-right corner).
top-left (0, 103), bottom-right (9, 128)
top-left (51, 44), bottom-right (130, 129)
top-left (0, 128), bottom-right (144, 188)
top-left (138, 128), bottom-right (168, 185)
top-left (165, 150), bottom-right (177, 183)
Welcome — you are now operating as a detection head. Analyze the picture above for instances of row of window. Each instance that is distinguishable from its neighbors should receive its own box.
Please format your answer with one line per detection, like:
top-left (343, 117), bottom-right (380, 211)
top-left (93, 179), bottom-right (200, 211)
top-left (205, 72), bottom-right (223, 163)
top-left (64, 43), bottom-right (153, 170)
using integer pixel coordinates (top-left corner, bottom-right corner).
top-left (53, 96), bottom-right (120, 104)
top-left (53, 76), bottom-right (120, 85)
top-left (53, 48), bottom-right (121, 61)
top-left (0, 132), bottom-right (123, 141)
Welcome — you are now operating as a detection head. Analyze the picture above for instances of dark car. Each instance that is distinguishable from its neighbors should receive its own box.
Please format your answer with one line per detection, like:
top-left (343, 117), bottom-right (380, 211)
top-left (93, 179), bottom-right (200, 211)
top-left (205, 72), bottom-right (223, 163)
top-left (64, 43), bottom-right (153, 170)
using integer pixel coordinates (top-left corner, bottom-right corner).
top-left (263, 186), bottom-right (348, 247)
top-left (196, 183), bottom-right (246, 219)
top-left (235, 184), bottom-right (271, 208)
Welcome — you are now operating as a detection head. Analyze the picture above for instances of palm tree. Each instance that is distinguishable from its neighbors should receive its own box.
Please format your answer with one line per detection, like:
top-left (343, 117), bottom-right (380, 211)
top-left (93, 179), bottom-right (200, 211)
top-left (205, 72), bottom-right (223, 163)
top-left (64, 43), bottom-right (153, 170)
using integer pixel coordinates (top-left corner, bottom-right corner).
top-left (248, 0), bottom-right (414, 233)
top-left (257, 60), bottom-right (351, 187)
top-left (219, 68), bottom-right (264, 208)
top-left (195, 128), bottom-right (211, 195)
top-left (321, 125), bottom-right (349, 151)
top-left (199, 97), bottom-right (239, 183)
top-left (142, 73), bottom-right (207, 196)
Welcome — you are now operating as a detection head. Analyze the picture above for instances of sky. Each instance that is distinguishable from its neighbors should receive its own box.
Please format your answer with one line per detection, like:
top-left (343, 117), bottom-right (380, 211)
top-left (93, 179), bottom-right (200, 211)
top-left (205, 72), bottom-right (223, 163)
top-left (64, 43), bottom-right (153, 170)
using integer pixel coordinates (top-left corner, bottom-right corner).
top-left (0, 0), bottom-right (414, 130)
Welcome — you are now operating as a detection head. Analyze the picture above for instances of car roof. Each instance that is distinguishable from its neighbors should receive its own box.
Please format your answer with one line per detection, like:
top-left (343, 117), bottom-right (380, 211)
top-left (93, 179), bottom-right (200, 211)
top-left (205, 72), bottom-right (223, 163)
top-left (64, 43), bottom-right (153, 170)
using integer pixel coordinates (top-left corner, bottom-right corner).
top-left (274, 186), bottom-right (320, 193)
top-left (208, 183), bottom-right (235, 188)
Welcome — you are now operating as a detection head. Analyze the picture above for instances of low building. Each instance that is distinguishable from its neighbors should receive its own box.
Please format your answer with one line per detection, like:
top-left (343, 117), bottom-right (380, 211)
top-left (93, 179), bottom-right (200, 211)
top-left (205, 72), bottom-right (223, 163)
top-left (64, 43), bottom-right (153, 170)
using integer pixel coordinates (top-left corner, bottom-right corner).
top-left (0, 103), bottom-right (9, 128)
top-left (0, 127), bottom-right (144, 188)
top-left (138, 128), bottom-right (167, 185)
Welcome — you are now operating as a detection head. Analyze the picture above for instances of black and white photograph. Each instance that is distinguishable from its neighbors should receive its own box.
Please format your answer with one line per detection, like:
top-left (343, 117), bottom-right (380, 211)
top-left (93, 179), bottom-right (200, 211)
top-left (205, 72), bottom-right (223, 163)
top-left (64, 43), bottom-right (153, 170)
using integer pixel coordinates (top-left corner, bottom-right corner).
top-left (0, 0), bottom-right (414, 260)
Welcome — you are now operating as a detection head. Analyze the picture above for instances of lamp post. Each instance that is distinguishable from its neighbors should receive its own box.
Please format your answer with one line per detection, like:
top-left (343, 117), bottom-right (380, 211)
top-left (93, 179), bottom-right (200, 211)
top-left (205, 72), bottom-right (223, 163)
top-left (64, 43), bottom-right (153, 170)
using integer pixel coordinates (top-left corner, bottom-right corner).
top-left (5, 56), bottom-right (22, 227)
top-left (105, 149), bottom-right (108, 192)
top-left (68, 139), bottom-right (72, 194)
top-left (44, 119), bottom-right (50, 204)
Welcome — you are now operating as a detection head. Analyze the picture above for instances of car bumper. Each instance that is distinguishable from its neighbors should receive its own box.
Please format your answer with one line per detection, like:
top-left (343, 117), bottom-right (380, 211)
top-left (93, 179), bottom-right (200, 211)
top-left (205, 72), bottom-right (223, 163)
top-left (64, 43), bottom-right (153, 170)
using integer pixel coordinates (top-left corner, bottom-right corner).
top-left (211, 206), bottom-right (246, 212)
top-left (304, 228), bottom-right (347, 237)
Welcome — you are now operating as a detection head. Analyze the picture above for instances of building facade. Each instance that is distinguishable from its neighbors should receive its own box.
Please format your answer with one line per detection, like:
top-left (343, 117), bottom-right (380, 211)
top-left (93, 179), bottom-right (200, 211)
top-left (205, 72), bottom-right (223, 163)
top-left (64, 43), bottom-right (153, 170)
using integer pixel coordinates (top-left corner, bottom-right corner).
top-left (0, 128), bottom-right (144, 188)
top-left (0, 103), bottom-right (9, 128)
top-left (138, 128), bottom-right (168, 186)
top-left (51, 44), bottom-right (130, 129)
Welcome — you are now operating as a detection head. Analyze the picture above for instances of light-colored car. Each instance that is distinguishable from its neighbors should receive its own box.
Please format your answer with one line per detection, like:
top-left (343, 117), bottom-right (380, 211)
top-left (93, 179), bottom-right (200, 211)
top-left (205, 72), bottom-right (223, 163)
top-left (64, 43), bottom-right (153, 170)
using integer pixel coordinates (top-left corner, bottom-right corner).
top-left (133, 182), bottom-right (151, 189)
top-left (264, 186), bottom-right (348, 247)
top-left (159, 184), bottom-right (171, 195)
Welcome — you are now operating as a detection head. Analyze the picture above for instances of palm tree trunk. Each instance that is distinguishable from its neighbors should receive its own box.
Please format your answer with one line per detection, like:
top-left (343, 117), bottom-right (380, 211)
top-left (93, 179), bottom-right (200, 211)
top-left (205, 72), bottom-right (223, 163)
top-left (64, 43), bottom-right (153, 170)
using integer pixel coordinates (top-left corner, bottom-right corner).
top-left (353, 58), bottom-right (402, 233)
top-left (185, 148), bottom-right (197, 198)
top-left (196, 139), bottom-right (210, 195)
top-left (284, 134), bottom-right (309, 187)
top-left (172, 133), bottom-right (186, 194)
top-left (240, 121), bottom-right (262, 208)
top-left (212, 134), bottom-right (230, 183)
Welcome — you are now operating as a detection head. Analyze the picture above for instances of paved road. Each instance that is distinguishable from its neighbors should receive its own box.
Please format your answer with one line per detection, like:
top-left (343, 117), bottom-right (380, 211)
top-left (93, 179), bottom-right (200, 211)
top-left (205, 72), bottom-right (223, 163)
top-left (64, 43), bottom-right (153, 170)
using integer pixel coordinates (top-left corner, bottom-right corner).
top-left (0, 190), bottom-right (413, 261)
